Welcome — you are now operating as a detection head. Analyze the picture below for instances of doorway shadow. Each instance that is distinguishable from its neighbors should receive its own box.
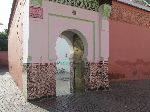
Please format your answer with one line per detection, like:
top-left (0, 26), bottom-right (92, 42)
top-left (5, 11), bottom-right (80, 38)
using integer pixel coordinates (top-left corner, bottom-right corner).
top-left (29, 92), bottom-right (90, 112)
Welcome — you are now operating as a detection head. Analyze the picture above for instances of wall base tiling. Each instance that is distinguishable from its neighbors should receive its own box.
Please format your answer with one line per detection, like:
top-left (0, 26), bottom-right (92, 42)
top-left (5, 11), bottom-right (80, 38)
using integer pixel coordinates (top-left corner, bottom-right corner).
top-left (25, 63), bottom-right (57, 100)
top-left (85, 61), bottom-right (109, 90)
top-left (111, 1), bottom-right (150, 28)
top-left (24, 61), bottom-right (109, 100)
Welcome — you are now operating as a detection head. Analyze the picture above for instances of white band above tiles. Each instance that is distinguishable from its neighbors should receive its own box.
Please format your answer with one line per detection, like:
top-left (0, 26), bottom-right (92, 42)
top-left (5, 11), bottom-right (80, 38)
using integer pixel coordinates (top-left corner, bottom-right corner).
top-left (118, 0), bottom-right (150, 12)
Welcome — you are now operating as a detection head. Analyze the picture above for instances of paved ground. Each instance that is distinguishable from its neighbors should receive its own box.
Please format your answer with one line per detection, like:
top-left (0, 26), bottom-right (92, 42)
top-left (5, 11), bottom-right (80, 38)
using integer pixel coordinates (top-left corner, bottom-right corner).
top-left (31, 80), bottom-right (150, 112)
top-left (0, 68), bottom-right (47, 112)
top-left (0, 68), bottom-right (150, 112)
top-left (56, 72), bottom-right (71, 96)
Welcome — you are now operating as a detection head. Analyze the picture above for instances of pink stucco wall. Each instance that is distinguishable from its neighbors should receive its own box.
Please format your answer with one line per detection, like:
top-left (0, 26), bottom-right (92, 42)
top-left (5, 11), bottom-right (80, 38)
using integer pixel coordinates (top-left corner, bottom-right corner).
top-left (8, 0), bottom-right (24, 90)
top-left (29, 1), bottom-right (102, 63)
top-left (0, 51), bottom-right (8, 67)
top-left (109, 20), bottom-right (150, 80)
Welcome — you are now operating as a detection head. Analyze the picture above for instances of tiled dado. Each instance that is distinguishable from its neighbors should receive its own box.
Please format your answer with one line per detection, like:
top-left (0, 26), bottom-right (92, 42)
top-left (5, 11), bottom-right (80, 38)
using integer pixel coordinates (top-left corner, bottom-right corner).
top-left (24, 63), bottom-right (57, 100)
top-left (85, 61), bottom-right (109, 90)
top-left (23, 61), bottom-right (109, 100)
top-left (110, 1), bottom-right (150, 28)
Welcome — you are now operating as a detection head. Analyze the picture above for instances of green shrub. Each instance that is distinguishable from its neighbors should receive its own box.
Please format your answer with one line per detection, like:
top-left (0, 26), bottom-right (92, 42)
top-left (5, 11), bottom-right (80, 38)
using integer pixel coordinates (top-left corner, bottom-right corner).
top-left (0, 29), bottom-right (8, 51)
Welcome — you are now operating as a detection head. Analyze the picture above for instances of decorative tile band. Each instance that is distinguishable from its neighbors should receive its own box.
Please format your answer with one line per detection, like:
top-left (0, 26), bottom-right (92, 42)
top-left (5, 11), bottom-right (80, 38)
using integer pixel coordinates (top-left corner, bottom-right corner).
top-left (24, 61), bottom-right (109, 100)
top-left (29, 6), bottom-right (43, 19)
top-left (25, 63), bottom-right (56, 100)
top-left (111, 1), bottom-right (150, 28)
top-left (85, 61), bottom-right (109, 90)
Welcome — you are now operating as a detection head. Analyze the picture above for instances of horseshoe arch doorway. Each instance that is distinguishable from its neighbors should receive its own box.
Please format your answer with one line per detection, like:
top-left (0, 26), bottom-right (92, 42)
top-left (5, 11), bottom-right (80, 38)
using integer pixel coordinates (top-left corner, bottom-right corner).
top-left (55, 30), bottom-right (88, 96)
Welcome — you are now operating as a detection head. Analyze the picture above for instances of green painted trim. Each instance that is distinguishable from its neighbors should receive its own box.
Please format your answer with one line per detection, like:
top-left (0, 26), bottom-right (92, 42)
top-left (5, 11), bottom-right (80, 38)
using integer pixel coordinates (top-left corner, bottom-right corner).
top-left (101, 4), bottom-right (111, 20)
top-left (48, 13), bottom-right (96, 60)
top-left (30, 0), bottom-right (43, 7)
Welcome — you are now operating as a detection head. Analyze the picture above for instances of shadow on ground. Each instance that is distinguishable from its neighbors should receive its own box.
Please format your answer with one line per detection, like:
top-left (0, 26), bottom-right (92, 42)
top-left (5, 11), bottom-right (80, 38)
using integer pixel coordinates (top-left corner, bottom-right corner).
top-left (0, 69), bottom-right (48, 112)
top-left (30, 80), bottom-right (150, 112)
top-left (0, 66), bottom-right (8, 75)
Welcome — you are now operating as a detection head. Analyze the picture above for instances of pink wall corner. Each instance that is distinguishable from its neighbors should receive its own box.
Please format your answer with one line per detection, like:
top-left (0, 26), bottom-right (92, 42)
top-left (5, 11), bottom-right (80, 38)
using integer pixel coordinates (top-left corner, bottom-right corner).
top-left (8, 0), bottom-right (24, 90)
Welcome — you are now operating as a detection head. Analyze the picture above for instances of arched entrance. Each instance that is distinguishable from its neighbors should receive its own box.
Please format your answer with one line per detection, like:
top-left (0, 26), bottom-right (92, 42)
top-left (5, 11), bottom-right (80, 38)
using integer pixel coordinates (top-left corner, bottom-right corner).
top-left (55, 30), bottom-right (88, 96)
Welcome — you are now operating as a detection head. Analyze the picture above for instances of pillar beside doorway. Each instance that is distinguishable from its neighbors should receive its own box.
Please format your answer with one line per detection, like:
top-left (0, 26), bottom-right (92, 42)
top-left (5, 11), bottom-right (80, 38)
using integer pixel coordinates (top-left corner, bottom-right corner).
top-left (84, 4), bottom-right (112, 90)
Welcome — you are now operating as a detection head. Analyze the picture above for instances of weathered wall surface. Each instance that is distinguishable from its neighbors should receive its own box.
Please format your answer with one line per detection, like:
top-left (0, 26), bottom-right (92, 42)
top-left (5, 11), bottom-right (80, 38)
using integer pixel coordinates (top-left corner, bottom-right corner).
top-left (29, 1), bottom-right (101, 63)
top-left (0, 51), bottom-right (8, 67)
top-left (8, 0), bottom-right (24, 90)
top-left (109, 1), bottom-right (150, 80)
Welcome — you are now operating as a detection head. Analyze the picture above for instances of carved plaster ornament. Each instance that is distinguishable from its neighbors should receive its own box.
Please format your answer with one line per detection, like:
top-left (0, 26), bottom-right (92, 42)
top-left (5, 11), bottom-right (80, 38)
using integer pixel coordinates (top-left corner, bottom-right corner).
top-left (99, 4), bottom-right (111, 20)
top-left (30, 0), bottom-right (43, 7)
top-left (49, 0), bottom-right (100, 11)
